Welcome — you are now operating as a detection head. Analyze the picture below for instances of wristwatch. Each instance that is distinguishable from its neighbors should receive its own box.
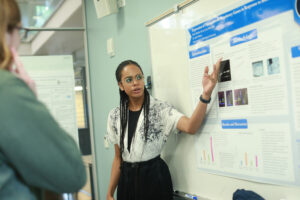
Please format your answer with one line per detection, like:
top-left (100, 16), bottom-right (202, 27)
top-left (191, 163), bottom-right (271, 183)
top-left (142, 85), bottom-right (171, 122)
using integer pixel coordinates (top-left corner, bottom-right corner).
top-left (200, 94), bottom-right (211, 104)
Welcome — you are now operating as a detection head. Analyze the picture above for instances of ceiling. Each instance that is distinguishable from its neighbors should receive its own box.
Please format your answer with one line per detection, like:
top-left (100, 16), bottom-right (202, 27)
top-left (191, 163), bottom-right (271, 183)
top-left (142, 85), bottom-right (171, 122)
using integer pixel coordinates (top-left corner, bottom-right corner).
top-left (34, 7), bottom-right (84, 56)
top-left (17, 0), bottom-right (64, 42)
top-left (16, 0), bottom-right (85, 63)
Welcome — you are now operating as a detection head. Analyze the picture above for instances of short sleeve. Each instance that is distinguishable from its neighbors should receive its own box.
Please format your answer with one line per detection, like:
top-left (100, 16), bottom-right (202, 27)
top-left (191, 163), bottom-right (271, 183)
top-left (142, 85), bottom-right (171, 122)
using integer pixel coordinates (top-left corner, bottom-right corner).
top-left (162, 103), bottom-right (184, 136)
top-left (106, 109), bottom-right (119, 145)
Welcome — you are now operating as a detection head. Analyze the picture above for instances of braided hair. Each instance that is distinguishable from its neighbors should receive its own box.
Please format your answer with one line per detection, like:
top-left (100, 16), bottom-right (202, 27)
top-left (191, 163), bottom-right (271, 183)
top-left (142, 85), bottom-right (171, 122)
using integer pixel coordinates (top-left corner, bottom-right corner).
top-left (115, 60), bottom-right (150, 161)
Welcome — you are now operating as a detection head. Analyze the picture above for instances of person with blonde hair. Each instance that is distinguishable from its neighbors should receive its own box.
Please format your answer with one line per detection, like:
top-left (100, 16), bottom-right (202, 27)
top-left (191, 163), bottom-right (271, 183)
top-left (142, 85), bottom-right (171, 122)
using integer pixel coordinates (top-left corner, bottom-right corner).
top-left (0, 0), bottom-right (86, 199)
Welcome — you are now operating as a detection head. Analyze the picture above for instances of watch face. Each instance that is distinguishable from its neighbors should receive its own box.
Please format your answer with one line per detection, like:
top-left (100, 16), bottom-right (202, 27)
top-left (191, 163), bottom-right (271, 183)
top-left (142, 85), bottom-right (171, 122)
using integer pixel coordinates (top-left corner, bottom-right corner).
top-left (200, 95), bottom-right (210, 103)
top-left (218, 60), bottom-right (231, 82)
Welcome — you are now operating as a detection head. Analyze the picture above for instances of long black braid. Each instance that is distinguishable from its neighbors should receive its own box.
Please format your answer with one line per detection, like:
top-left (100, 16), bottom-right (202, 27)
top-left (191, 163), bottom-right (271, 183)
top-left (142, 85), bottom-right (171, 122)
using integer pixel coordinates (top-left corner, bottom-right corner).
top-left (115, 60), bottom-right (150, 161)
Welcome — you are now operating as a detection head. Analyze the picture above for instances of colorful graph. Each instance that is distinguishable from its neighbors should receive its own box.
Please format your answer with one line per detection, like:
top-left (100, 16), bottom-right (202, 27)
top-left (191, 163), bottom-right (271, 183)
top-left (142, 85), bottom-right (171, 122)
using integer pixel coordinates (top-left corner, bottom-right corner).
top-left (240, 153), bottom-right (259, 168)
top-left (200, 137), bottom-right (215, 164)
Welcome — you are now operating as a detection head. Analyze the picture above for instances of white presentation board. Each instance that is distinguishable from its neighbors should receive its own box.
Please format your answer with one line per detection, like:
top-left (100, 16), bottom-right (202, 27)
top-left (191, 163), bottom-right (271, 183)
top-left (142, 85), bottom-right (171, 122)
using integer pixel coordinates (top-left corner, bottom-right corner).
top-left (20, 55), bottom-right (79, 144)
top-left (148, 0), bottom-right (300, 199)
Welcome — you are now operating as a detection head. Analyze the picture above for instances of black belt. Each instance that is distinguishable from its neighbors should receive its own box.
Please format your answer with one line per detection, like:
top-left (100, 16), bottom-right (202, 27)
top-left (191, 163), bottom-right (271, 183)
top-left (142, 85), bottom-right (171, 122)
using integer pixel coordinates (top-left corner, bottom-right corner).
top-left (122, 155), bottom-right (161, 169)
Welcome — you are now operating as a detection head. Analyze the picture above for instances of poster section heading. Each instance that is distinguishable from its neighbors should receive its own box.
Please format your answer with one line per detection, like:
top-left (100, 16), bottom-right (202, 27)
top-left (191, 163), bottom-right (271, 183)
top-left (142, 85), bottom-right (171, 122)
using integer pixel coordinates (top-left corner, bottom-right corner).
top-left (189, 45), bottom-right (210, 59)
top-left (189, 29), bottom-right (258, 59)
top-left (222, 119), bottom-right (248, 129)
top-left (291, 45), bottom-right (300, 58)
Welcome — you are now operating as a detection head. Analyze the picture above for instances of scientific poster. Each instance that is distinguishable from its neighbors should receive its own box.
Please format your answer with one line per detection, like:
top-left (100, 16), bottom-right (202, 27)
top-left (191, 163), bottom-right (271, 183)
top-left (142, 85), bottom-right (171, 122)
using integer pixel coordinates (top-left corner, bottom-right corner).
top-left (186, 0), bottom-right (300, 185)
top-left (20, 56), bottom-right (79, 144)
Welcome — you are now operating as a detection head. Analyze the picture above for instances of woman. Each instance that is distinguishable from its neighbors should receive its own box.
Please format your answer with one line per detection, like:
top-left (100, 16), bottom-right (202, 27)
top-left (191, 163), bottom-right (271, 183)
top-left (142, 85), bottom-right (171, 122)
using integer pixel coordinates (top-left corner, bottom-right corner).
top-left (0, 0), bottom-right (86, 199)
top-left (106, 59), bottom-right (221, 200)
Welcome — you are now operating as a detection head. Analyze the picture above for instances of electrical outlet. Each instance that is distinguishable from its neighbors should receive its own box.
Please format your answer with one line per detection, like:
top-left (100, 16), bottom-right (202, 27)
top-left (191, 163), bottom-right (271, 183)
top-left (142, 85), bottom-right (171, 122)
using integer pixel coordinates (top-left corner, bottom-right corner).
top-left (107, 38), bottom-right (115, 57)
top-left (118, 0), bottom-right (126, 8)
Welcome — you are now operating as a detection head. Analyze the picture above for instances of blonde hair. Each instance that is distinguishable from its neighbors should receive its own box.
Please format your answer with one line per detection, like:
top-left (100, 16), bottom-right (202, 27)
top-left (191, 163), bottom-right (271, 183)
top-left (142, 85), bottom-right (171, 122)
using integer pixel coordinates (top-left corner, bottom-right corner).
top-left (0, 0), bottom-right (21, 70)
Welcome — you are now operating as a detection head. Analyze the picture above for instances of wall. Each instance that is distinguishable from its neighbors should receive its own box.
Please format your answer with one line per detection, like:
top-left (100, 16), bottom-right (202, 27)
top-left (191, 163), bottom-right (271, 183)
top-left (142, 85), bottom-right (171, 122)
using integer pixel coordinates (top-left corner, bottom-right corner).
top-left (84, 1), bottom-right (182, 199)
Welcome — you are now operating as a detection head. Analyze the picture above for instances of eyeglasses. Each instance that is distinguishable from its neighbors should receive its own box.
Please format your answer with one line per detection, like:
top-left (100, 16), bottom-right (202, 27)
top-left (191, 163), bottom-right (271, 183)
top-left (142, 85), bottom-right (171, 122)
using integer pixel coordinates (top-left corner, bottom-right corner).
top-left (15, 26), bottom-right (25, 32)
top-left (124, 74), bottom-right (144, 84)
top-left (7, 25), bottom-right (25, 33)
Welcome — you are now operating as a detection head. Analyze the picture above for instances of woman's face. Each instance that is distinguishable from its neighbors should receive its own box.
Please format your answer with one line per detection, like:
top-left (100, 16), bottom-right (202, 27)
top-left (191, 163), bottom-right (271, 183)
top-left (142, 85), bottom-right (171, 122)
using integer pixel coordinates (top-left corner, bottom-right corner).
top-left (118, 64), bottom-right (145, 99)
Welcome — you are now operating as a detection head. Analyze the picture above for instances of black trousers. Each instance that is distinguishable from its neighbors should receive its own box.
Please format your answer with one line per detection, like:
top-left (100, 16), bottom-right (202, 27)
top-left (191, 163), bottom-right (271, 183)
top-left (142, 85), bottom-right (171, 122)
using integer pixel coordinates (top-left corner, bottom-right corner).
top-left (117, 156), bottom-right (173, 200)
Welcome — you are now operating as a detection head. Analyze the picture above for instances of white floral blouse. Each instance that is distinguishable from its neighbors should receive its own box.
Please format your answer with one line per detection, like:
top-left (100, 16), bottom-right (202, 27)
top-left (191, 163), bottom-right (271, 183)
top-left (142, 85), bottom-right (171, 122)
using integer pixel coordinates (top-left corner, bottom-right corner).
top-left (107, 96), bottom-right (183, 162)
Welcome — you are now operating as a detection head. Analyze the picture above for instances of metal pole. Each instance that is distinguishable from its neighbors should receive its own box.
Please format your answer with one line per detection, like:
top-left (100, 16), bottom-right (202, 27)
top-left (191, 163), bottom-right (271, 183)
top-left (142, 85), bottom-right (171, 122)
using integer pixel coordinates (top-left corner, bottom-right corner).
top-left (23, 27), bottom-right (85, 32)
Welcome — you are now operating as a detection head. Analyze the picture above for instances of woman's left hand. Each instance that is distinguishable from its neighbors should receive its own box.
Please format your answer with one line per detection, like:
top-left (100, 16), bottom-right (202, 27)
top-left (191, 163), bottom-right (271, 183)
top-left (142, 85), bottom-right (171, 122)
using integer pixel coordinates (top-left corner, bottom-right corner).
top-left (202, 58), bottom-right (222, 99)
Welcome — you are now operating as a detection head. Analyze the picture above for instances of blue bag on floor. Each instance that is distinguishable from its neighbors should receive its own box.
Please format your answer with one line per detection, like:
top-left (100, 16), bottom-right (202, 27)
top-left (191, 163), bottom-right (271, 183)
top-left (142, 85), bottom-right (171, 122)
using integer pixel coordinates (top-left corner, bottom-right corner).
top-left (233, 189), bottom-right (265, 200)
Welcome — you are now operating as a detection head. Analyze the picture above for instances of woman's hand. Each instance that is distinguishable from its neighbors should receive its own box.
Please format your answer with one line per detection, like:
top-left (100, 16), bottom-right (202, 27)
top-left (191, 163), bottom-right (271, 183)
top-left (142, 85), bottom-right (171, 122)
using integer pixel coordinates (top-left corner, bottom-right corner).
top-left (202, 58), bottom-right (222, 99)
top-left (10, 47), bottom-right (37, 96)
top-left (107, 194), bottom-right (114, 200)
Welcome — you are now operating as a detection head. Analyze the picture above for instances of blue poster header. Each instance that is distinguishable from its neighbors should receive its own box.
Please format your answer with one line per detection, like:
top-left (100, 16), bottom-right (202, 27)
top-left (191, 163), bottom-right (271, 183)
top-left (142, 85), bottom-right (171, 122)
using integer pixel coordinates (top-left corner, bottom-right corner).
top-left (189, 45), bottom-right (210, 59)
top-left (188, 0), bottom-right (292, 46)
top-left (230, 29), bottom-right (257, 46)
top-left (222, 119), bottom-right (248, 129)
top-left (291, 45), bottom-right (300, 58)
